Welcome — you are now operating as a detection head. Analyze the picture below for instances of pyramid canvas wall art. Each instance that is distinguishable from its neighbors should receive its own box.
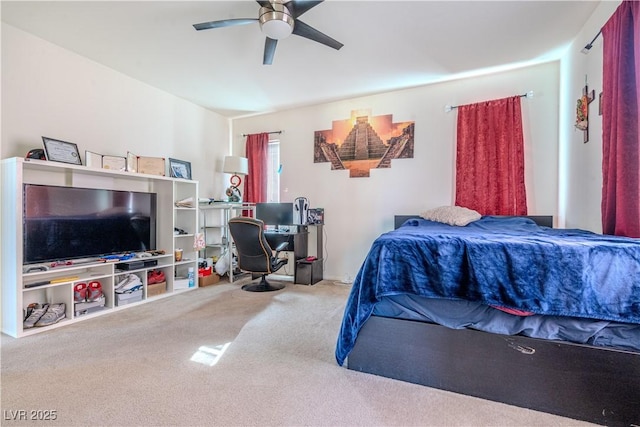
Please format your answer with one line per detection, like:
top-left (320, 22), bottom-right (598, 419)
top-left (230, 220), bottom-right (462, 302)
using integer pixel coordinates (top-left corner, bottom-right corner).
top-left (314, 109), bottom-right (414, 178)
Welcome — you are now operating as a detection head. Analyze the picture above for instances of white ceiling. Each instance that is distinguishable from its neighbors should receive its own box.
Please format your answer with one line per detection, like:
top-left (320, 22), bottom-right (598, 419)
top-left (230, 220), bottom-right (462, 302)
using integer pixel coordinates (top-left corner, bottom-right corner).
top-left (1, 1), bottom-right (600, 118)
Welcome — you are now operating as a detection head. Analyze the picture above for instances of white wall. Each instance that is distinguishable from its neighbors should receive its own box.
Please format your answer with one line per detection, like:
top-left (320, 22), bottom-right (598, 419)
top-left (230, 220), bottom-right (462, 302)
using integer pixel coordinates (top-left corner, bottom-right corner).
top-left (4, 6), bottom-right (617, 283)
top-left (233, 62), bottom-right (561, 281)
top-left (559, 1), bottom-right (620, 232)
top-left (1, 23), bottom-right (230, 198)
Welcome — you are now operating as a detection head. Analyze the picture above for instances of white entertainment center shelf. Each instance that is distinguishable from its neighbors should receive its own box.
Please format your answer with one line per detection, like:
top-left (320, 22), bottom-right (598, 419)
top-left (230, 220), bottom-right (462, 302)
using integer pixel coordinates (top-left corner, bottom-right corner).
top-left (1, 157), bottom-right (199, 338)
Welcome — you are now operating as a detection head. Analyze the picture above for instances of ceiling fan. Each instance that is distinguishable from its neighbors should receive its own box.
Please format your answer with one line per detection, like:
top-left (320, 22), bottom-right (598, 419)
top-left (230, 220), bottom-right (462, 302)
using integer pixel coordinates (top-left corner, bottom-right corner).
top-left (193, 0), bottom-right (343, 65)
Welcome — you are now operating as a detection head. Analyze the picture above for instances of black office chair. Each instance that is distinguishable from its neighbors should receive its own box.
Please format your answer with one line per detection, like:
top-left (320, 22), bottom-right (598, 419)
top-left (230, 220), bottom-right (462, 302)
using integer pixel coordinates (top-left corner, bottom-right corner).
top-left (228, 216), bottom-right (289, 292)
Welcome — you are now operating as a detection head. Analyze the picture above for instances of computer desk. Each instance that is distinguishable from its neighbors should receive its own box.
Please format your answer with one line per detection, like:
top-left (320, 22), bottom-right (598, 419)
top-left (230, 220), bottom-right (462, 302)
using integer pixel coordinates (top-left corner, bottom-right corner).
top-left (264, 228), bottom-right (308, 260)
top-left (264, 225), bottom-right (324, 285)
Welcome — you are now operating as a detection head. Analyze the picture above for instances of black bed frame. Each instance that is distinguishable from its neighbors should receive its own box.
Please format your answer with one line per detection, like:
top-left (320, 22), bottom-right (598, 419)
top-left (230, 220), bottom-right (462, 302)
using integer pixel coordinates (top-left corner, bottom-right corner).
top-left (347, 215), bottom-right (640, 426)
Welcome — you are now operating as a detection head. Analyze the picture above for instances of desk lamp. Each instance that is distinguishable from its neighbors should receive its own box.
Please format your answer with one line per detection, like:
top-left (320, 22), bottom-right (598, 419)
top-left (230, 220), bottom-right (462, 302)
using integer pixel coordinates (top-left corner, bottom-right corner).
top-left (222, 156), bottom-right (248, 202)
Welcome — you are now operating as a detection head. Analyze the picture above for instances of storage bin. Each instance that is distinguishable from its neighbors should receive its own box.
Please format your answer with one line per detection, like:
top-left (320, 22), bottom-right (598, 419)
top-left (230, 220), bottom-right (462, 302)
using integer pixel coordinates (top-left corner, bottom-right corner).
top-left (115, 290), bottom-right (143, 306)
top-left (147, 281), bottom-right (166, 297)
top-left (198, 274), bottom-right (220, 287)
top-left (174, 278), bottom-right (190, 290)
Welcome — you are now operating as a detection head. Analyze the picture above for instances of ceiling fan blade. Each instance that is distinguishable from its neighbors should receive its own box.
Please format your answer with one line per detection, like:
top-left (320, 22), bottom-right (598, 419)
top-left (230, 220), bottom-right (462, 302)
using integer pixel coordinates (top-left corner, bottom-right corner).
top-left (255, 0), bottom-right (272, 8)
top-left (292, 20), bottom-right (343, 50)
top-left (286, 1), bottom-right (323, 18)
top-left (193, 18), bottom-right (258, 31)
top-left (263, 37), bottom-right (278, 65)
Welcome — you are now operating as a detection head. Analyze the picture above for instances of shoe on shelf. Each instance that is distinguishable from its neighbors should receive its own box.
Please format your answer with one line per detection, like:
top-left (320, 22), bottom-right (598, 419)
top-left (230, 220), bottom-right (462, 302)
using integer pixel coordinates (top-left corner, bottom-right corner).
top-left (35, 303), bottom-right (66, 327)
top-left (115, 274), bottom-right (138, 290)
top-left (115, 274), bottom-right (142, 293)
top-left (24, 302), bottom-right (39, 320)
top-left (23, 303), bottom-right (48, 329)
top-left (155, 270), bottom-right (165, 283)
top-left (86, 281), bottom-right (103, 302)
top-left (147, 270), bottom-right (157, 284)
top-left (74, 282), bottom-right (88, 302)
top-left (123, 283), bottom-right (143, 293)
top-left (147, 270), bottom-right (166, 285)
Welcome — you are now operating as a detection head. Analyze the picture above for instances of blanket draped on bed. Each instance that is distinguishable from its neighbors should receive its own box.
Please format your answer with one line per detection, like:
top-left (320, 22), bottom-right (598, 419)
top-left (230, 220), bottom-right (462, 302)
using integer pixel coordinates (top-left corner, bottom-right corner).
top-left (335, 216), bottom-right (640, 365)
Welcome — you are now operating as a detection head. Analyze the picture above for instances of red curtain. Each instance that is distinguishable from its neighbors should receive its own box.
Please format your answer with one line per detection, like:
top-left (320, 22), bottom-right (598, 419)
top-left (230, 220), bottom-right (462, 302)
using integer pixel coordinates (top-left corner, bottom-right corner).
top-left (601, 0), bottom-right (640, 237)
top-left (243, 132), bottom-right (269, 204)
top-left (455, 96), bottom-right (527, 215)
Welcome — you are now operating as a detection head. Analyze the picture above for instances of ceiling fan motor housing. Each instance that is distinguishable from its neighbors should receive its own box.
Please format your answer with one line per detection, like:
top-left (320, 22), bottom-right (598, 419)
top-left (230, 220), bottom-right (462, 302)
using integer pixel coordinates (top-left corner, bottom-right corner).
top-left (259, 2), bottom-right (294, 39)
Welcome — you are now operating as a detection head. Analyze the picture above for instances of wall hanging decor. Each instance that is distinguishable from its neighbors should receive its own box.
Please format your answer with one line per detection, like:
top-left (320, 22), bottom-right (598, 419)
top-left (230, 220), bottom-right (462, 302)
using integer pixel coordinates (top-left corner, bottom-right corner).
top-left (575, 76), bottom-right (595, 143)
top-left (313, 109), bottom-right (414, 178)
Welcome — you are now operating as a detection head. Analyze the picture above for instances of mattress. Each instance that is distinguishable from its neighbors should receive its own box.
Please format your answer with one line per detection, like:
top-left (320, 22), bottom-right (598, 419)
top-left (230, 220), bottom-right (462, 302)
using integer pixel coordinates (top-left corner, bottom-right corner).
top-left (373, 294), bottom-right (640, 352)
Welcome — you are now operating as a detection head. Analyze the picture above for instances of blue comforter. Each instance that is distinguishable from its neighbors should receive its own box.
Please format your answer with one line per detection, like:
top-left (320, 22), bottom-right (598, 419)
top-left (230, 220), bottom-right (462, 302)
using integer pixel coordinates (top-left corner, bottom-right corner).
top-left (335, 216), bottom-right (640, 365)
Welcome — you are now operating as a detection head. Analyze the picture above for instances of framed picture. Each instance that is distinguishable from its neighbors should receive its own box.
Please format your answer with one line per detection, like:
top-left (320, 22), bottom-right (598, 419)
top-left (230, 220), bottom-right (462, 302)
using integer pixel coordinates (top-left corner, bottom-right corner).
top-left (102, 155), bottom-right (126, 171)
top-left (137, 156), bottom-right (165, 176)
top-left (85, 151), bottom-right (126, 171)
top-left (85, 150), bottom-right (103, 169)
top-left (42, 137), bottom-right (82, 165)
top-left (169, 158), bottom-right (192, 180)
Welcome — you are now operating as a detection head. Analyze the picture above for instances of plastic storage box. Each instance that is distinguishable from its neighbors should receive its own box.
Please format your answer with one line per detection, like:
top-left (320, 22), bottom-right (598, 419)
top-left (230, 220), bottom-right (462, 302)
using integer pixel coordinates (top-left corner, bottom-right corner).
top-left (115, 290), bottom-right (143, 306)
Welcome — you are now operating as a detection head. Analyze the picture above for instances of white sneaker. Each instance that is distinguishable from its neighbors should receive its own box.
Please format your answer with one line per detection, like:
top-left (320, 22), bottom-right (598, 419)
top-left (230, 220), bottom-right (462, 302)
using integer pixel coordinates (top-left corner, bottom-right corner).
top-left (115, 274), bottom-right (142, 293)
top-left (34, 303), bottom-right (66, 327)
top-left (23, 303), bottom-right (49, 329)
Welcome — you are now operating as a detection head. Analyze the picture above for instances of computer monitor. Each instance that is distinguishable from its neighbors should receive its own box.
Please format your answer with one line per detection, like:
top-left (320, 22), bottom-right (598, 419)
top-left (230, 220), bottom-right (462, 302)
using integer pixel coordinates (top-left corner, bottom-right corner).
top-left (256, 203), bottom-right (294, 227)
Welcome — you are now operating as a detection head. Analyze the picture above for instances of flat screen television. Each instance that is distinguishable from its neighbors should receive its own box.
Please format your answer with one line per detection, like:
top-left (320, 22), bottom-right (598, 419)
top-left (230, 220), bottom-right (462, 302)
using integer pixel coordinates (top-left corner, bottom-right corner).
top-left (23, 184), bottom-right (157, 265)
top-left (256, 202), bottom-right (294, 227)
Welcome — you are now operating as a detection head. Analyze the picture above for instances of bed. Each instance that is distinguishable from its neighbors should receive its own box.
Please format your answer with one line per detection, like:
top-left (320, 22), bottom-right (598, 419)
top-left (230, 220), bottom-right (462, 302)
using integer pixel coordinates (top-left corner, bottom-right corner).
top-left (336, 214), bottom-right (640, 426)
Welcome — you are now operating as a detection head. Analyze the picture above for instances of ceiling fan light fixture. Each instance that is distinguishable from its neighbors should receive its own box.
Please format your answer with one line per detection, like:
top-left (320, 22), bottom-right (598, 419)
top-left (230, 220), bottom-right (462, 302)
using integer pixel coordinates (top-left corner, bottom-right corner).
top-left (259, 4), bottom-right (294, 40)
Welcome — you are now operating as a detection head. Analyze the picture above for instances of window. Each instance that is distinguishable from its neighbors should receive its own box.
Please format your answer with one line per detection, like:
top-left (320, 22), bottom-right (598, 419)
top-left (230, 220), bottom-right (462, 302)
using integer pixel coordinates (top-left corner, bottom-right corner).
top-left (266, 140), bottom-right (280, 202)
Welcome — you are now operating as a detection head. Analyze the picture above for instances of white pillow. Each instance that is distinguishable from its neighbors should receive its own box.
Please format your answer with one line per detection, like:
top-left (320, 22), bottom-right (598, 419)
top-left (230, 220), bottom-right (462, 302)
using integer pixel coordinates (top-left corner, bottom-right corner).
top-left (420, 206), bottom-right (481, 226)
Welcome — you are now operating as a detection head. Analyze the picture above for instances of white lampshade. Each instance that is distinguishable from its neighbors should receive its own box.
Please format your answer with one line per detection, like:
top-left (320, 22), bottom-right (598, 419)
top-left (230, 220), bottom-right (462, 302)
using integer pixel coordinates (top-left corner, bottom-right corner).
top-left (222, 156), bottom-right (248, 175)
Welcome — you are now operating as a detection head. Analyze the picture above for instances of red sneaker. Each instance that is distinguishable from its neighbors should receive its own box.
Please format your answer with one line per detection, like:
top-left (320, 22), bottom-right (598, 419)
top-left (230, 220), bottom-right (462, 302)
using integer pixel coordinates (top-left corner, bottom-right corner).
top-left (147, 270), bottom-right (158, 284)
top-left (155, 270), bottom-right (165, 283)
top-left (86, 281), bottom-right (103, 302)
top-left (74, 283), bottom-right (88, 302)
top-left (147, 270), bottom-right (166, 284)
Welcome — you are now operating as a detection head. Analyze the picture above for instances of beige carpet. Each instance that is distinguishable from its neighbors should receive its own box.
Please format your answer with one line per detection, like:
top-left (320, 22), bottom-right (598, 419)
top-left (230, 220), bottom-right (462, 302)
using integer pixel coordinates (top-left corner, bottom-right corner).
top-left (1, 280), bottom-right (593, 426)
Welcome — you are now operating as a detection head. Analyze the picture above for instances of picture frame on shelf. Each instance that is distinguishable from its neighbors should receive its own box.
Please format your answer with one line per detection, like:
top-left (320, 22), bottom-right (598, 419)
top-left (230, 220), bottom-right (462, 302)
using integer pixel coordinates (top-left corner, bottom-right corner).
top-left (137, 155), bottom-right (165, 176)
top-left (169, 158), bottom-right (192, 180)
top-left (102, 155), bottom-right (127, 171)
top-left (308, 208), bottom-right (325, 225)
top-left (86, 151), bottom-right (126, 171)
top-left (85, 150), bottom-right (103, 169)
top-left (42, 136), bottom-right (82, 165)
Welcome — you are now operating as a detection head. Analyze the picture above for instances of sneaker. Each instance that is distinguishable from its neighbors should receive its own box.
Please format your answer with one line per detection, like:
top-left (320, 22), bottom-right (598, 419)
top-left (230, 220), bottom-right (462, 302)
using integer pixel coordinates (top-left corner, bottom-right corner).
top-left (86, 281), bottom-right (103, 302)
top-left (115, 274), bottom-right (139, 291)
top-left (147, 270), bottom-right (165, 285)
top-left (147, 270), bottom-right (157, 284)
top-left (23, 303), bottom-right (49, 329)
top-left (35, 303), bottom-right (66, 327)
top-left (24, 302), bottom-right (39, 320)
top-left (123, 284), bottom-right (143, 293)
top-left (74, 283), bottom-right (88, 302)
top-left (155, 270), bottom-right (165, 283)
top-left (115, 274), bottom-right (142, 293)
